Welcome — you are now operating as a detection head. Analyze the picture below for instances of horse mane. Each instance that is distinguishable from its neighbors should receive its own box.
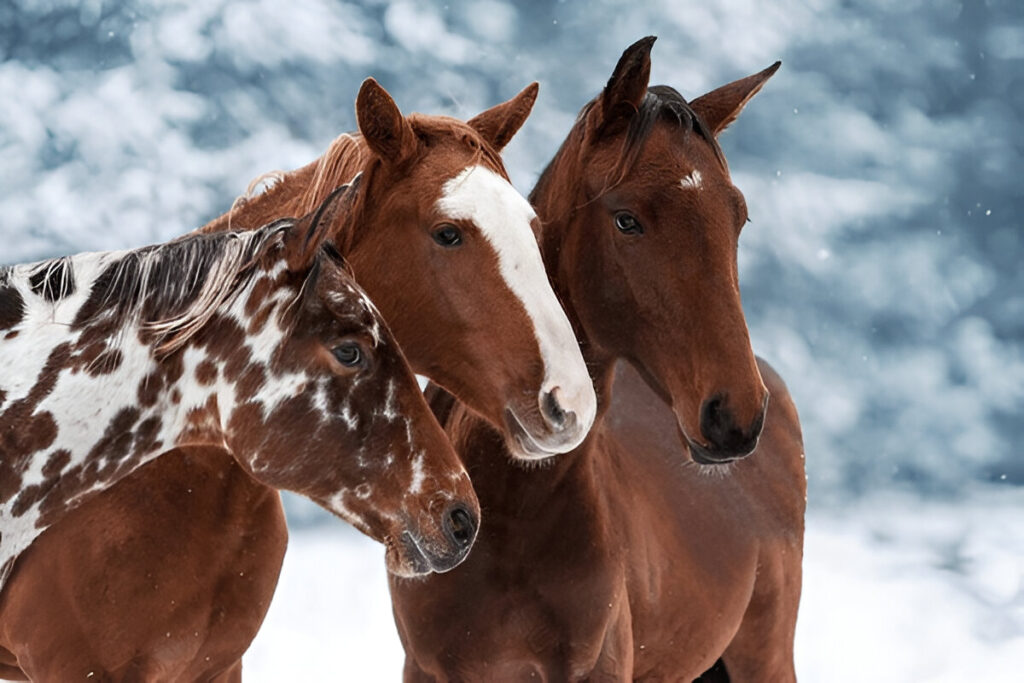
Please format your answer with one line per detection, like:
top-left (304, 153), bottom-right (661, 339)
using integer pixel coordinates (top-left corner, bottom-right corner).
top-left (221, 116), bottom-right (505, 256)
top-left (531, 85), bottom-right (723, 208)
top-left (71, 222), bottom-right (292, 355)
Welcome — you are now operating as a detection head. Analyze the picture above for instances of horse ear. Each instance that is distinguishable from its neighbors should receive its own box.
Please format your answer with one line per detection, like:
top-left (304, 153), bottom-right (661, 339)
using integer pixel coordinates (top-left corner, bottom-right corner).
top-left (690, 62), bottom-right (781, 137)
top-left (467, 82), bottom-right (539, 152)
top-left (356, 78), bottom-right (416, 165)
top-left (594, 35), bottom-right (656, 137)
top-left (285, 174), bottom-right (362, 272)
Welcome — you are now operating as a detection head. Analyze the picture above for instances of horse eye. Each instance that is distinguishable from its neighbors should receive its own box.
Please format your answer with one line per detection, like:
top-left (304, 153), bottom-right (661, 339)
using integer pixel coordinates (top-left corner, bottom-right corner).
top-left (332, 342), bottom-right (363, 368)
top-left (432, 224), bottom-right (463, 247)
top-left (614, 212), bottom-right (644, 235)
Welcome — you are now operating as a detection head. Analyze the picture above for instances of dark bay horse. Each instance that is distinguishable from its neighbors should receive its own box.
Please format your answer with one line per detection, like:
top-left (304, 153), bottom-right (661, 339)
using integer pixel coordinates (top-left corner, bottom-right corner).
top-left (0, 79), bottom-right (595, 680)
top-left (0, 184), bottom-right (480, 679)
top-left (391, 38), bottom-right (806, 681)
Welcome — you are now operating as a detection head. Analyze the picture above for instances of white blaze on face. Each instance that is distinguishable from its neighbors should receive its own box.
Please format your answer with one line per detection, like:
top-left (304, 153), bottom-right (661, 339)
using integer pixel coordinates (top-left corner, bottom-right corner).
top-left (435, 166), bottom-right (597, 447)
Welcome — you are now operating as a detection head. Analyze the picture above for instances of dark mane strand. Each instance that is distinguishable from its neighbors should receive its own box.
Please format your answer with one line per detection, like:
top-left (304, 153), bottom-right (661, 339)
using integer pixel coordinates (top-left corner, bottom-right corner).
top-left (71, 225), bottom-right (290, 353)
top-left (28, 257), bottom-right (76, 303)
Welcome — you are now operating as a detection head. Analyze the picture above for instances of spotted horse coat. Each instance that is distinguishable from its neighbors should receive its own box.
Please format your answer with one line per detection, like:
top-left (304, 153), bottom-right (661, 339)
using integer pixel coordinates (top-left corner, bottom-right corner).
top-left (0, 182), bottom-right (479, 591)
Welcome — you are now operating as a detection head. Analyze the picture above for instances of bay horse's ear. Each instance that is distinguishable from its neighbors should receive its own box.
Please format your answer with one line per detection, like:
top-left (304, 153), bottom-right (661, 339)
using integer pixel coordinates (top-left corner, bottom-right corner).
top-left (356, 78), bottom-right (416, 166)
top-left (285, 174), bottom-right (362, 272)
top-left (467, 82), bottom-right (539, 152)
top-left (690, 61), bottom-right (781, 137)
top-left (594, 35), bottom-right (656, 137)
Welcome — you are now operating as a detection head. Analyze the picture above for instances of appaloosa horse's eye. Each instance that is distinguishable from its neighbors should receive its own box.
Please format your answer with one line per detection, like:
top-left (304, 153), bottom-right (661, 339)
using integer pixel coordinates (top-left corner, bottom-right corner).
top-left (614, 211), bottom-right (644, 235)
top-left (432, 224), bottom-right (463, 247)
top-left (332, 342), bottom-right (363, 367)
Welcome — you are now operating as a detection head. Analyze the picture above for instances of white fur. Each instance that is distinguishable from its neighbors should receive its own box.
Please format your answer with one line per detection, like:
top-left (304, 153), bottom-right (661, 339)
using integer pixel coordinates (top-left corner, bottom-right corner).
top-left (680, 169), bottom-right (703, 190)
top-left (435, 166), bottom-right (596, 449)
top-left (408, 451), bottom-right (426, 495)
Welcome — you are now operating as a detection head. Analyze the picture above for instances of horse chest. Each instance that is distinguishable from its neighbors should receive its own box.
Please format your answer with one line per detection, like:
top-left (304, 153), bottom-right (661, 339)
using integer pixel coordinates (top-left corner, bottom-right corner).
top-left (393, 506), bottom-right (626, 681)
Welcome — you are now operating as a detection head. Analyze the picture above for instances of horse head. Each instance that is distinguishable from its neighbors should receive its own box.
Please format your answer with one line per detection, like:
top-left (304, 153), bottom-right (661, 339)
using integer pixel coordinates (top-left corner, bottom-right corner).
top-left (534, 37), bottom-right (778, 463)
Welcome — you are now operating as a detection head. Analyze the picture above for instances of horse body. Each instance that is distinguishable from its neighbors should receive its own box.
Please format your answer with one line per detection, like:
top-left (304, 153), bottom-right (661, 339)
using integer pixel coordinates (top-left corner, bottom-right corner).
top-left (0, 448), bottom-right (283, 682)
top-left (392, 39), bottom-right (806, 681)
top-left (0, 79), bottom-right (594, 678)
top-left (399, 361), bottom-right (803, 681)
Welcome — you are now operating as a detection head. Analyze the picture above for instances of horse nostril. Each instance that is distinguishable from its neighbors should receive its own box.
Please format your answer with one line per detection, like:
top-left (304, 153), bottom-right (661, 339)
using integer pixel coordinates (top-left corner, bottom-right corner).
top-left (699, 393), bottom-right (763, 458)
top-left (699, 394), bottom-right (743, 449)
top-left (542, 390), bottom-right (567, 428)
top-left (700, 396), bottom-right (726, 441)
top-left (443, 503), bottom-right (478, 549)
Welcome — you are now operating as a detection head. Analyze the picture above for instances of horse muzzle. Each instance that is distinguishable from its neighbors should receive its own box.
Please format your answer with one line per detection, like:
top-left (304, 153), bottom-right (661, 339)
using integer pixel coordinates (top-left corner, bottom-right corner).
top-left (395, 502), bottom-right (479, 576)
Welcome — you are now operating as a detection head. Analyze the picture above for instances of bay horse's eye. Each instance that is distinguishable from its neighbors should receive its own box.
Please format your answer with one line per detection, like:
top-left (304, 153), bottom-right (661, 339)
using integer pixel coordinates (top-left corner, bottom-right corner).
top-left (332, 342), bottom-right (364, 368)
top-left (432, 224), bottom-right (463, 247)
top-left (614, 212), bottom-right (644, 235)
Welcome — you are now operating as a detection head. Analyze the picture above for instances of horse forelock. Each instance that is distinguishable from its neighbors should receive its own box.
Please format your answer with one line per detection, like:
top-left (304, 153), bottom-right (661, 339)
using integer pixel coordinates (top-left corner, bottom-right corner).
top-left (533, 86), bottom-right (724, 215)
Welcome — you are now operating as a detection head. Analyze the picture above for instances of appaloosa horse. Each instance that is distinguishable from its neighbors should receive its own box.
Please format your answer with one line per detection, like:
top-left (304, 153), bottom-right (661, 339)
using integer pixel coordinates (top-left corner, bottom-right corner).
top-left (0, 79), bottom-right (595, 680)
top-left (391, 38), bottom-right (806, 681)
top-left (0, 183), bottom-right (481, 679)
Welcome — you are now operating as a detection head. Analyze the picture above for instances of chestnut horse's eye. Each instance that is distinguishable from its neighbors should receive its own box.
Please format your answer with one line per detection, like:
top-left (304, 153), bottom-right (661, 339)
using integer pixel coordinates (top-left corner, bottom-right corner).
top-left (432, 224), bottom-right (463, 247)
top-left (614, 212), bottom-right (644, 235)
top-left (332, 342), bottom-right (364, 368)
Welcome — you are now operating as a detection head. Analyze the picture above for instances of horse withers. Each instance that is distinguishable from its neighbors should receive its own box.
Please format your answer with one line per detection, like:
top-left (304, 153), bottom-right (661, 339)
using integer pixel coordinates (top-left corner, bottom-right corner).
top-left (0, 182), bottom-right (479, 680)
top-left (392, 38), bottom-right (806, 682)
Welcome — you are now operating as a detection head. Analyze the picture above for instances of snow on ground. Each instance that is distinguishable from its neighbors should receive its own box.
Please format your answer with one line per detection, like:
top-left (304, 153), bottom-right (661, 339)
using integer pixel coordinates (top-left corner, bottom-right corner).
top-left (244, 489), bottom-right (1023, 681)
top-left (797, 489), bottom-right (1023, 682)
top-left (243, 518), bottom-right (405, 680)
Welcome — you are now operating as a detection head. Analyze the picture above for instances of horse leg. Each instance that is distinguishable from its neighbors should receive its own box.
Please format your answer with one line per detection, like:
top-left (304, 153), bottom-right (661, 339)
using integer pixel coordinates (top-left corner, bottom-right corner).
top-left (0, 662), bottom-right (27, 681)
top-left (718, 548), bottom-right (801, 683)
top-left (403, 657), bottom-right (439, 682)
top-left (0, 646), bottom-right (27, 681)
top-left (693, 658), bottom-right (730, 682)
top-left (586, 592), bottom-right (633, 682)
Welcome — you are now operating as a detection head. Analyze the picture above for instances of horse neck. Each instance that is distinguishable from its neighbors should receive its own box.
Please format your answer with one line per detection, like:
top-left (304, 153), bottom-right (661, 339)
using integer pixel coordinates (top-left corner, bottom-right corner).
top-left (0, 250), bottom-right (289, 585)
top-left (201, 135), bottom-right (368, 237)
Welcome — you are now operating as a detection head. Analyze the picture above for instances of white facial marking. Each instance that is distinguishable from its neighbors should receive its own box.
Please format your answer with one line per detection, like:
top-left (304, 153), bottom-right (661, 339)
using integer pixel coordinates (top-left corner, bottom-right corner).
top-left (435, 166), bottom-right (597, 448)
top-left (408, 451), bottom-right (426, 495)
top-left (381, 379), bottom-right (397, 420)
top-left (680, 169), bottom-right (703, 190)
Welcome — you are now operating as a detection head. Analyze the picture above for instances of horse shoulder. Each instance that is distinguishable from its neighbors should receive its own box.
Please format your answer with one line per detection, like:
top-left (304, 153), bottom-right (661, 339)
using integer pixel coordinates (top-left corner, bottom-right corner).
top-left (755, 356), bottom-right (804, 455)
top-left (751, 355), bottom-right (807, 530)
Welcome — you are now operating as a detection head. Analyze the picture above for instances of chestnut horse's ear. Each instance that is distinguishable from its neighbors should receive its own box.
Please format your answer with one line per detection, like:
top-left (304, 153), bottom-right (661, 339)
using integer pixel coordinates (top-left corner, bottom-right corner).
top-left (285, 174), bottom-right (362, 272)
top-left (467, 82), bottom-right (539, 152)
top-left (594, 35), bottom-right (656, 137)
top-left (356, 78), bottom-right (416, 166)
top-left (690, 61), bottom-right (781, 137)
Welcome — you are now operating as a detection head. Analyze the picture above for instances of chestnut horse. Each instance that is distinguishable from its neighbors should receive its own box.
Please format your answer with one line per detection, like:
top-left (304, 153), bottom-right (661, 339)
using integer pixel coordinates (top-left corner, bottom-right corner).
top-left (391, 38), bottom-right (806, 681)
top-left (0, 184), bottom-right (480, 679)
top-left (0, 80), bottom-right (595, 679)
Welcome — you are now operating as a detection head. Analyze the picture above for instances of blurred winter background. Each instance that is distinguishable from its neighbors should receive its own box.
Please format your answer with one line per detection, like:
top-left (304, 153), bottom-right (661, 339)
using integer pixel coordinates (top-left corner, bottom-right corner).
top-left (1, 0), bottom-right (1021, 679)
